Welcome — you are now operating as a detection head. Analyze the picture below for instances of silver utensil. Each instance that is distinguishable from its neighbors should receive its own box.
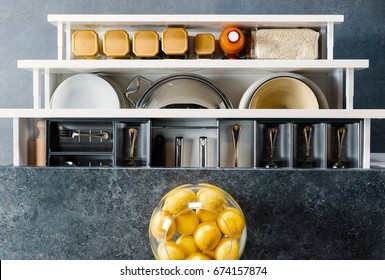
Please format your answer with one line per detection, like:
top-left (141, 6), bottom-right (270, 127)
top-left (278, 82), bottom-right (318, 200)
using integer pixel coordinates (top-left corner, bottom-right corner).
top-left (59, 128), bottom-right (109, 140)
top-left (333, 127), bottom-right (346, 169)
top-left (199, 136), bottom-right (208, 167)
top-left (302, 125), bottom-right (313, 168)
top-left (266, 127), bottom-right (278, 168)
top-left (175, 137), bottom-right (184, 167)
top-left (231, 124), bottom-right (241, 167)
top-left (128, 128), bottom-right (138, 166)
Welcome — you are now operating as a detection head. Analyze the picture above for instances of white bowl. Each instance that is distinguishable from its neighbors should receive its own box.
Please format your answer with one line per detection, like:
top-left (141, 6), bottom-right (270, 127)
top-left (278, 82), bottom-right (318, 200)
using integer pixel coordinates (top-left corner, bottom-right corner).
top-left (239, 73), bottom-right (329, 109)
top-left (249, 77), bottom-right (319, 109)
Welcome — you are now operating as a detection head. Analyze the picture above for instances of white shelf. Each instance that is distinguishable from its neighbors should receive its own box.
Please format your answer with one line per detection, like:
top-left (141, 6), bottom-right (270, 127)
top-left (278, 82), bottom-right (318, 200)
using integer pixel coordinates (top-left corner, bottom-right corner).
top-left (47, 14), bottom-right (344, 28)
top-left (17, 59), bottom-right (369, 74)
top-left (2, 109), bottom-right (385, 119)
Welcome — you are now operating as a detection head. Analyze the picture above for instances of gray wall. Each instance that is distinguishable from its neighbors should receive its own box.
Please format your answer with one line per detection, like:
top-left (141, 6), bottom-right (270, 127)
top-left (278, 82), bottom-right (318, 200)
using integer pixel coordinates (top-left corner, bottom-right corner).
top-left (1, 0), bottom-right (384, 165)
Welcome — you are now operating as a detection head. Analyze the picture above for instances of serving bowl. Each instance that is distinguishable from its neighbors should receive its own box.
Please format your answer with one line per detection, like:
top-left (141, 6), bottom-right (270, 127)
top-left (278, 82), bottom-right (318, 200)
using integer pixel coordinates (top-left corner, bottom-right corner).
top-left (149, 183), bottom-right (247, 260)
top-left (238, 72), bottom-right (329, 109)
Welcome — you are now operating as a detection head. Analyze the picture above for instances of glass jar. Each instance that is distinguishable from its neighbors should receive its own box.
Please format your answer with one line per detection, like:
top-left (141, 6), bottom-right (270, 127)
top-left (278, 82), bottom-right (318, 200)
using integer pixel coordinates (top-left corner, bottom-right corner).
top-left (149, 183), bottom-right (247, 260)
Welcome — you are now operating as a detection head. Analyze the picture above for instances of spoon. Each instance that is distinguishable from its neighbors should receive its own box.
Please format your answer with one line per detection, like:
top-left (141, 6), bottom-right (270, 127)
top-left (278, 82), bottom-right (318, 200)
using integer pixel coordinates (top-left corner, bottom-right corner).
top-left (302, 125), bottom-right (313, 168)
top-left (333, 127), bottom-right (346, 169)
top-left (231, 124), bottom-right (241, 167)
top-left (266, 127), bottom-right (278, 168)
top-left (128, 128), bottom-right (138, 166)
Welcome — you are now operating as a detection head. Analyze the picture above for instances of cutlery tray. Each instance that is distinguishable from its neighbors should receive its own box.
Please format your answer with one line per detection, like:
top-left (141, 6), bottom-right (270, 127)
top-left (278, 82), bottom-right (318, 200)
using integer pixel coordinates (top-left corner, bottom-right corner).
top-left (47, 120), bottom-right (150, 167)
top-left (45, 119), bottom-right (363, 168)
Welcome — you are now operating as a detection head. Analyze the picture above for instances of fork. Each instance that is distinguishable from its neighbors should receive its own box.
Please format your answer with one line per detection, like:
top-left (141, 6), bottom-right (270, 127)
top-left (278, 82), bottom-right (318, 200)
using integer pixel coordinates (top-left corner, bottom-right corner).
top-left (59, 128), bottom-right (109, 140)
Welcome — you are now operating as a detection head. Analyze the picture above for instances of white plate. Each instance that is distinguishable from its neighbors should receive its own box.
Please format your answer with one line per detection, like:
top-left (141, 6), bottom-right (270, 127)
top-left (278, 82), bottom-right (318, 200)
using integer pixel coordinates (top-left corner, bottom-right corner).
top-left (238, 72), bottom-right (329, 109)
top-left (50, 74), bottom-right (122, 109)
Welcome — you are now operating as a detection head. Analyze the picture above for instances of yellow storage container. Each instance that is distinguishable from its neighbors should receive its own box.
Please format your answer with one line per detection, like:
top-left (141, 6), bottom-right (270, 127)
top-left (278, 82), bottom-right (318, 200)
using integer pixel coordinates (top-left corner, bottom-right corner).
top-left (72, 30), bottom-right (99, 58)
top-left (133, 30), bottom-right (159, 58)
top-left (103, 30), bottom-right (130, 58)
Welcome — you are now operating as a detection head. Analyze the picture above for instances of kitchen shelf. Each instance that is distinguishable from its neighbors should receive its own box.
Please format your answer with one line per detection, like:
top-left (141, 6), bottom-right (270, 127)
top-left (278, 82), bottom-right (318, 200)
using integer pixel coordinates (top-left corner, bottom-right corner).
top-left (48, 14), bottom-right (342, 60)
top-left (17, 59), bottom-right (369, 74)
top-left (2, 109), bottom-right (385, 119)
top-left (47, 14), bottom-right (344, 27)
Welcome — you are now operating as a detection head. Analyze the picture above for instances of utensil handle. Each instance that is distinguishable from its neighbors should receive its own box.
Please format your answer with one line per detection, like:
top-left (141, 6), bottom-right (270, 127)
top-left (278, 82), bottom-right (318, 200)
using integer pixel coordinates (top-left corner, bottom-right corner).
top-left (175, 137), bottom-right (184, 167)
top-left (128, 128), bottom-right (138, 159)
top-left (268, 127), bottom-right (278, 160)
top-left (231, 124), bottom-right (241, 167)
top-left (35, 120), bottom-right (46, 167)
top-left (303, 125), bottom-right (312, 158)
top-left (152, 135), bottom-right (166, 167)
top-left (72, 131), bottom-right (109, 140)
top-left (199, 137), bottom-right (208, 167)
top-left (124, 75), bottom-right (153, 107)
top-left (337, 127), bottom-right (346, 160)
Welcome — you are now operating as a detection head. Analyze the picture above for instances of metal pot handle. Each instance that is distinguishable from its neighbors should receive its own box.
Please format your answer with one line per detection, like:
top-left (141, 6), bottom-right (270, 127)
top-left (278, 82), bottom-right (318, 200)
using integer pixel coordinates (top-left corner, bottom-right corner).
top-left (124, 75), bottom-right (153, 107)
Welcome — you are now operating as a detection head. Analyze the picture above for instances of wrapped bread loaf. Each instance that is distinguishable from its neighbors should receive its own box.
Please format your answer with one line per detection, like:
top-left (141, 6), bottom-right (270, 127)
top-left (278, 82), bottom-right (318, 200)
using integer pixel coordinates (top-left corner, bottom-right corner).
top-left (255, 28), bottom-right (319, 59)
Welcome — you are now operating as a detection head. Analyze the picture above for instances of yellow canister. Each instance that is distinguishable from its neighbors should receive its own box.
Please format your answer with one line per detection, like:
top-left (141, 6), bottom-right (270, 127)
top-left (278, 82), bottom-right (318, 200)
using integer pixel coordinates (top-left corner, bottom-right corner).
top-left (72, 30), bottom-right (99, 58)
top-left (103, 30), bottom-right (130, 58)
top-left (133, 30), bottom-right (159, 58)
top-left (194, 33), bottom-right (215, 57)
top-left (162, 28), bottom-right (188, 56)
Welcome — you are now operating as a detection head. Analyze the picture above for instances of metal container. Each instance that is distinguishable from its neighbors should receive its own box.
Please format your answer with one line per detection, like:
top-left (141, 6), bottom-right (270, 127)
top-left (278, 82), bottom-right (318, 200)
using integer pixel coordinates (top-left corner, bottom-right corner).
top-left (125, 74), bottom-right (232, 109)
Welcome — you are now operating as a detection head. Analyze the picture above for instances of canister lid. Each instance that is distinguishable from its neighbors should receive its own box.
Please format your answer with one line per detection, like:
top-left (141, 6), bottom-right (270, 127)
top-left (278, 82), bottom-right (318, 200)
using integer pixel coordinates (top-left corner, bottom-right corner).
top-left (103, 30), bottom-right (130, 57)
top-left (162, 28), bottom-right (188, 55)
top-left (194, 34), bottom-right (215, 55)
top-left (133, 30), bottom-right (159, 57)
top-left (72, 30), bottom-right (99, 57)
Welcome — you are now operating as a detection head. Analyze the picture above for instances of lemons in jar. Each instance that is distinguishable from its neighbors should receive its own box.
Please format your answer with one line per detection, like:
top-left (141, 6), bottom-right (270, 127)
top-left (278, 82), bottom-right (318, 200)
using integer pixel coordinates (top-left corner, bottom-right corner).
top-left (217, 207), bottom-right (245, 239)
top-left (215, 237), bottom-right (239, 260)
top-left (157, 241), bottom-right (185, 260)
top-left (176, 235), bottom-right (198, 256)
top-left (193, 221), bottom-right (222, 251)
top-left (175, 210), bottom-right (199, 235)
top-left (150, 211), bottom-right (175, 240)
top-left (186, 252), bottom-right (211, 260)
top-left (196, 185), bottom-right (226, 212)
top-left (163, 186), bottom-right (196, 215)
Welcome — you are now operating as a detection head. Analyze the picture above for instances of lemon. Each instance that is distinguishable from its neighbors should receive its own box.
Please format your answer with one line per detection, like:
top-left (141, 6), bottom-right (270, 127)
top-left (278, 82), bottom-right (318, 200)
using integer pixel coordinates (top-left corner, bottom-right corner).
top-left (186, 252), bottom-right (211, 260)
top-left (163, 187), bottom-right (196, 215)
top-left (175, 210), bottom-right (199, 235)
top-left (217, 207), bottom-right (245, 239)
top-left (193, 221), bottom-right (221, 251)
top-left (196, 186), bottom-right (226, 213)
top-left (150, 211), bottom-right (175, 240)
top-left (176, 235), bottom-right (198, 256)
top-left (157, 241), bottom-right (185, 260)
top-left (201, 250), bottom-right (215, 259)
top-left (197, 208), bottom-right (218, 222)
top-left (214, 237), bottom-right (239, 260)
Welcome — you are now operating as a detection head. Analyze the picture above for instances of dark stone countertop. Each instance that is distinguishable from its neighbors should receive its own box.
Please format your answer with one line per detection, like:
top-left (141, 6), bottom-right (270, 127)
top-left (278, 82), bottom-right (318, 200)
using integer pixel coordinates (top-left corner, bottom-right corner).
top-left (1, 167), bottom-right (385, 260)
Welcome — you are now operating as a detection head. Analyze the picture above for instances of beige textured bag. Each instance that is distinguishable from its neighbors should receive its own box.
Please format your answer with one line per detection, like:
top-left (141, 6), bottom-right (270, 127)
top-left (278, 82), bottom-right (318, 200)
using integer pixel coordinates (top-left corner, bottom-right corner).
top-left (256, 28), bottom-right (319, 59)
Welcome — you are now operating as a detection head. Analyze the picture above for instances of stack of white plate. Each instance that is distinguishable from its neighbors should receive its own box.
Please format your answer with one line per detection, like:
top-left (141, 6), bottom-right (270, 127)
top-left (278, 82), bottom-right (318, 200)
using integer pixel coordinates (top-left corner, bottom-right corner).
top-left (50, 74), bottom-right (131, 109)
top-left (238, 73), bottom-right (329, 109)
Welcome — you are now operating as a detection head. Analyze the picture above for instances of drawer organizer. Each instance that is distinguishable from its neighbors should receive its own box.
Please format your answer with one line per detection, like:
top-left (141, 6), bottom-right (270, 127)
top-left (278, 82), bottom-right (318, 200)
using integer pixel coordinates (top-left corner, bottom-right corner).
top-left (45, 119), bottom-right (364, 169)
